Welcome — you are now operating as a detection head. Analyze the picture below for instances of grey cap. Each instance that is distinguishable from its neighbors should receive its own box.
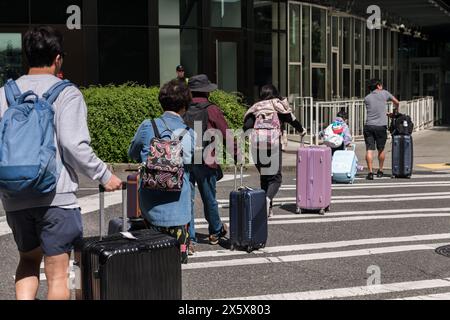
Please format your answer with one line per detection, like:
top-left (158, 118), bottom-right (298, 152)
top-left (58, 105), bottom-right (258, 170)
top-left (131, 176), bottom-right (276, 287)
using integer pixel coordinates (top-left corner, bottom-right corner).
top-left (188, 74), bottom-right (218, 93)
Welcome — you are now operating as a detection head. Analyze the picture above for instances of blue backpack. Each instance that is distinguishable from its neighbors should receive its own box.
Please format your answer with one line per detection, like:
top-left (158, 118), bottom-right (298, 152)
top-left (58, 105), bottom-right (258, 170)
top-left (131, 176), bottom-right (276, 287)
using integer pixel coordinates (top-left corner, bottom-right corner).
top-left (0, 79), bottom-right (74, 196)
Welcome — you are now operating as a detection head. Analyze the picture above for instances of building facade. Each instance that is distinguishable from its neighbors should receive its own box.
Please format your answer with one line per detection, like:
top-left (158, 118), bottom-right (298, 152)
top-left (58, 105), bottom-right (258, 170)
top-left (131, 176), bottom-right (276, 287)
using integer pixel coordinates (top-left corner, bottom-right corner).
top-left (0, 0), bottom-right (449, 120)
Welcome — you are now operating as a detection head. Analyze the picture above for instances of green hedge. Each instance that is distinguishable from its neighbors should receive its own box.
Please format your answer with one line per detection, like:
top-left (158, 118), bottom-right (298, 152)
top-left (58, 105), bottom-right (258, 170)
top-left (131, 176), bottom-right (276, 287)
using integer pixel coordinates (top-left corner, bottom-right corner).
top-left (81, 84), bottom-right (247, 163)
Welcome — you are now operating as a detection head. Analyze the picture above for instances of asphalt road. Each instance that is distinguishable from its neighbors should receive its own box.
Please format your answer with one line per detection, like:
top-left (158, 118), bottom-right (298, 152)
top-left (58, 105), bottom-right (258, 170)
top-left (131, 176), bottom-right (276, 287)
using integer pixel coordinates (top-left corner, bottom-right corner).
top-left (1, 170), bottom-right (450, 300)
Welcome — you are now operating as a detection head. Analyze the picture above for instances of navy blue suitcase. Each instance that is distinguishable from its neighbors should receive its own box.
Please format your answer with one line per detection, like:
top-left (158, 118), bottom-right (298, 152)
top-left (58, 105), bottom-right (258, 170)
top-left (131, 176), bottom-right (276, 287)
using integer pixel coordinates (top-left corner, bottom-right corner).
top-left (392, 135), bottom-right (413, 179)
top-left (229, 167), bottom-right (268, 253)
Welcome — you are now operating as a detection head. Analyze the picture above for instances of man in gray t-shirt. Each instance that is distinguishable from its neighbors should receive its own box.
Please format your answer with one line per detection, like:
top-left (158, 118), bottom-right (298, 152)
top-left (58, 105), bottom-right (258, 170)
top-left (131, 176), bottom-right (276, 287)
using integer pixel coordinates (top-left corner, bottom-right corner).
top-left (363, 79), bottom-right (399, 180)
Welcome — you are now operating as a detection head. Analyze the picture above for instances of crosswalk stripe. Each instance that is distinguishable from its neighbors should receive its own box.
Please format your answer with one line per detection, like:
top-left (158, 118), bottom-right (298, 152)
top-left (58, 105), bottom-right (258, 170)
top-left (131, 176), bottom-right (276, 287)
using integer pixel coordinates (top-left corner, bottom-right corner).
top-left (392, 293), bottom-right (450, 300)
top-left (284, 181), bottom-right (450, 188)
top-left (222, 278), bottom-right (450, 300)
top-left (183, 243), bottom-right (447, 270)
top-left (195, 213), bottom-right (450, 229)
top-left (194, 208), bottom-right (450, 224)
top-left (191, 233), bottom-right (450, 259)
top-left (280, 182), bottom-right (450, 191)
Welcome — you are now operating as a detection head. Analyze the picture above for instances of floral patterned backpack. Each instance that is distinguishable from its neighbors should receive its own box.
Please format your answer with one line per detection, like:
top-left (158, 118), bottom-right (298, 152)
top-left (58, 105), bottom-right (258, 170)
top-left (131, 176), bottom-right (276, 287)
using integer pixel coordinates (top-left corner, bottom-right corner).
top-left (140, 119), bottom-right (188, 192)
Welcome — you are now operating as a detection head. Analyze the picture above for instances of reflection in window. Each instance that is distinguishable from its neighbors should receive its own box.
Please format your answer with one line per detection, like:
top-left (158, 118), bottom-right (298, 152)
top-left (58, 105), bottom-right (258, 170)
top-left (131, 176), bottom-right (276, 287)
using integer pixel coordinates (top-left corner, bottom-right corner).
top-left (211, 0), bottom-right (241, 28)
top-left (343, 69), bottom-right (350, 98)
top-left (289, 4), bottom-right (300, 63)
top-left (354, 21), bottom-right (362, 65)
top-left (312, 68), bottom-right (325, 100)
top-left (180, 0), bottom-right (199, 26)
top-left (365, 29), bottom-right (372, 66)
top-left (343, 18), bottom-right (351, 65)
top-left (255, 32), bottom-right (273, 92)
top-left (355, 69), bottom-right (362, 98)
top-left (180, 29), bottom-right (199, 79)
top-left (302, 5), bottom-right (310, 96)
top-left (332, 16), bottom-right (338, 47)
top-left (159, 0), bottom-right (180, 25)
top-left (0, 34), bottom-right (22, 86)
top-left (311, 7), bottom-right (326, 64)
top-left (290, 65), bottom-right (301, 98)
top-left (254, 0), bottom-right (272, 31)
top-left (159, 29), bottom-right (181, 85)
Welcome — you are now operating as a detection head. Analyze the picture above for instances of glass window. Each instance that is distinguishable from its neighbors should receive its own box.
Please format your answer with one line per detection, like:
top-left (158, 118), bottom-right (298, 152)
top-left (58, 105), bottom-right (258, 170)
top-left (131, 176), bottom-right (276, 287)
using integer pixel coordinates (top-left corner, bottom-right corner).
top-left (255, 32), bottom-right (273, 90)
top-left (354, 20), bottom-right (362, 65)
top-left (391, 32), bottom-right (396, 62)
top-left (332, 16), bottom-right (338, 48)
top-left (302, 5), bottom-right (311, 96)
top-left (383, 70), bottom-right (388, 87)
top-left (217, 41), bottom-right (237, 92)
top-left (0, 34), bottom-right (22, 86)
top-left (279, 33), bottom-right (287, 96)
top-left (180, 0), bottom-right (200, 26)
top-left (290, 65), bottom-right (301, 98)
top-left (159, 29), bottom-right (180, 85)
top-left (365, 29), bottom-right (372, 66)
top-left (374, 29), bottom-right (380, 65)
top-left (374, 69), bottom-right (380, 81)
top-left (180, 29), bottom-right (199, 78)
top-left (311, 7), bottom-right (326, 64)
top-left (383, 29), bottom-right (389, 66)
top-left (254, 0), bottom-right (272, 31)
top-left (0, 0), bottom-right (28, 24)
top-left (332, 52), bottom-right (338, 98)
top-left (159, 0), bottom-right (180, 26)
top-left (312, 68), bottom-right (326, 100)
top-left (343, 18), bottom-right (351, 65)
top-left (211, 0), bottom-right (241, 28)
top-left (365, 69), bottom-right (371, 95)
top-left (354, 69), bottom-right (362, 98)
top-left (98, 27), bottom-right (149, 85)
top-left (289, 4), bottom-right (300, 63)
top-left (343, 68), bottom-right (350, 98)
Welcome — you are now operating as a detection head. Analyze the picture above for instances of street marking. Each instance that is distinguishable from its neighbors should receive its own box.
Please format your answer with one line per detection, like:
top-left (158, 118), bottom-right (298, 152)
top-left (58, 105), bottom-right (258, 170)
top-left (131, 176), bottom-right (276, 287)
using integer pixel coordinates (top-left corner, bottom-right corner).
top-left (182, 243), bottom-right (447, 270)
top-left (292, 174), bottom-right (450, 181)
top-left (222, 278), bottom-right (450, 300)
top-left (417, 164), bottom-right (450, 170)
top-left (195, 213), bottom-right (450, 229)
top-left (219, 174), bottom-right (250, 183)
top-left (392, 293), bottom-right (450, 300)
top-left (280, 181), bottom-right (450, 191)
top-left (194, 208), bottom-right (450, 224)
top-left (191, 233), bottom-right (450, 259)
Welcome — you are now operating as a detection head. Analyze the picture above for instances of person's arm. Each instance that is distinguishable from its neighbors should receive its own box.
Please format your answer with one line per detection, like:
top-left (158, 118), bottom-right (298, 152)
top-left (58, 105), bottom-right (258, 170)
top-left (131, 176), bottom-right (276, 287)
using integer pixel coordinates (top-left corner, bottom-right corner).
top-left (129, 121), bottom-right (151, 163)
top-left (56, 87), bottom-right (121, 190)
top-left (208, 105), bottom-right (238, 160)
top-left (278, 113), bottom-right (304, 133)
top-left (243, 114), bottom-right (255, 131)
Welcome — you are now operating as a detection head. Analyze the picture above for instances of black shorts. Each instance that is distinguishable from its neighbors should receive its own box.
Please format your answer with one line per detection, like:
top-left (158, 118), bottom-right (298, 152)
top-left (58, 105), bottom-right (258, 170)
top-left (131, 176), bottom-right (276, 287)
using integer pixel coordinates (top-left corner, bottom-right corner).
top-left (6, 207), bottom-right (83, 256)
top-left (364, 125), bottom-right (388, 151)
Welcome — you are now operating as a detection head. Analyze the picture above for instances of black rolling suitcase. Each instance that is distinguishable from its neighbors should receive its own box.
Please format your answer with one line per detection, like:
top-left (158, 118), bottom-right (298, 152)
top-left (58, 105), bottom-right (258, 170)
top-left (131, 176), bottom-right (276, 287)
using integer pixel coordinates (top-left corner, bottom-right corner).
top-left (73, 184), bottom-right (181, 300)
top-left (392, 135), bottom-right (414, 179)
top-left (229, 166), bottom-right (268, 253)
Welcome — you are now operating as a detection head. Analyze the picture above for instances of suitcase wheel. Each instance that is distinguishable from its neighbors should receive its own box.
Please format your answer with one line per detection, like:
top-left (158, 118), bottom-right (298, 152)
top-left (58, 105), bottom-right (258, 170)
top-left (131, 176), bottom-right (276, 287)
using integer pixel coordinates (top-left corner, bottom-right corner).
top-left (325, 206), bottom-right (331, 213)
top-left (296, 207), bottom-right (301, 215)
top-left (230, 244), bottom-right (235, 251)
top-left (319, 209), bottom-right (326, 216)
top-left (247, 246), bottom-right (253, 253)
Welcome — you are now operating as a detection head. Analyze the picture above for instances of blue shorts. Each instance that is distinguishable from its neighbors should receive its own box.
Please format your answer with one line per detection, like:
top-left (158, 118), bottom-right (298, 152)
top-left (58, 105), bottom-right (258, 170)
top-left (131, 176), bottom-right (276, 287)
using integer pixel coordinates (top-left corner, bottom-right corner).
top-left (6, 207), bottom-right (83, 256)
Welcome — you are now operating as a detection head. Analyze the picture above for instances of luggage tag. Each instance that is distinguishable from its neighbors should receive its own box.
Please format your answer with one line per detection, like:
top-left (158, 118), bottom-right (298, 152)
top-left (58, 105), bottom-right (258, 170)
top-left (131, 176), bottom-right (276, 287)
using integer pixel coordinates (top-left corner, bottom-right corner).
top-left (120, 232), bottom-right (138, 240)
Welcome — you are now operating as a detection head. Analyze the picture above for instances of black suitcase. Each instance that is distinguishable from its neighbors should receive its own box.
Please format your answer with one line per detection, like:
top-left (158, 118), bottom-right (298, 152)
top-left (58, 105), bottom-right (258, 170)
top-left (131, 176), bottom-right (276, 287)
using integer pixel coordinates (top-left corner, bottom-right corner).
top-left (229, 166), bottom-right (268, 253)
top-left (392, 135), bottom-right (413, 179)
top-left (74, 184), bottom-right (181, 300)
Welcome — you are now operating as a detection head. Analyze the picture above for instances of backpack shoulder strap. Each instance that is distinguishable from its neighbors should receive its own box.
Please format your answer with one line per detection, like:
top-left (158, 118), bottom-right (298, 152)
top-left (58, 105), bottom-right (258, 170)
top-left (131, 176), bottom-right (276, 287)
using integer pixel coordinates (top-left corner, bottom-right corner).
top-left (43, 80), bottom-right (74, 105)
top-left (4, 79), bottom-right (22, 106)
top-left (194, 102), bottom-right (213, 110)
top-left (151, 119), bottom-right (161, 139)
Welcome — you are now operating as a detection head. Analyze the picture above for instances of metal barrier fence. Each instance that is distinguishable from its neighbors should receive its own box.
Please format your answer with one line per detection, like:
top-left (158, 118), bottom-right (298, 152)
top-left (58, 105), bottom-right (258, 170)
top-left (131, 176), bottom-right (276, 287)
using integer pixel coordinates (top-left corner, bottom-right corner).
top-left (290, 96), bottom-right (437, 145)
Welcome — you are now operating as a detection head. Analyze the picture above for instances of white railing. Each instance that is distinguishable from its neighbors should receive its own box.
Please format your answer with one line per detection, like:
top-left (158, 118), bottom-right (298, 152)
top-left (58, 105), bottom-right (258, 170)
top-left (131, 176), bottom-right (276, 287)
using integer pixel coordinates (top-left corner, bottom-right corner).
top-left (290, 96), bottom-right (438, 145)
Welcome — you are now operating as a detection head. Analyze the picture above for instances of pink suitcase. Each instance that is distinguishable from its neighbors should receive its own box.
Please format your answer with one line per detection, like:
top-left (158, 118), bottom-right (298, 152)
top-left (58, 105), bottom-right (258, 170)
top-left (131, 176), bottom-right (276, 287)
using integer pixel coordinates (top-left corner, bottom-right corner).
top-left (296, 145), bottom-right (332, 215)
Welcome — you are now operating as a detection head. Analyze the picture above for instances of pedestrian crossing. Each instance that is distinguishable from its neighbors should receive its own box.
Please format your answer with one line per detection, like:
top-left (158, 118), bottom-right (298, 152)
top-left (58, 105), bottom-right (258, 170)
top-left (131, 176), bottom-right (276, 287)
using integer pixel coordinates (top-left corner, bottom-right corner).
top-left (15, 173), bottom-right (450, 300)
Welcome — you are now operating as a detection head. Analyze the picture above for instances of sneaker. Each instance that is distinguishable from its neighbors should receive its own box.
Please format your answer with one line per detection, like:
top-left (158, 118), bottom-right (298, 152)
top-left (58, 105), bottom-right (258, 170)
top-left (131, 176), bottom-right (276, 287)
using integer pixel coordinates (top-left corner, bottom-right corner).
top-left (366, 172), bottom-right (374, 180)
top-left (268, 207), bottom-right (274, 219)
top-left (376, 170), bottom-right (384, 178)
top-left (188, 243), bottom-right (195, 256)
top-left (209, 224), bottom-right (228, 245)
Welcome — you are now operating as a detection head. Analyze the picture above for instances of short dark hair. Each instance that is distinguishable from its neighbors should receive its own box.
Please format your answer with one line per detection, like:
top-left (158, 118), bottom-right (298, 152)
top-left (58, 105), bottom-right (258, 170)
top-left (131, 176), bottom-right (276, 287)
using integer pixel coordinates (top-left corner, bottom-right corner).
top-left (24, 26), bottom-right (64, 68)
top-left (260, 84), bottom-right (281, 101)
top-left (337, 108), bottom-right (348, 120)
top-left (159, 80), bottom-right (192, 113)
top-left (368, 79), bottom-right (382, 92)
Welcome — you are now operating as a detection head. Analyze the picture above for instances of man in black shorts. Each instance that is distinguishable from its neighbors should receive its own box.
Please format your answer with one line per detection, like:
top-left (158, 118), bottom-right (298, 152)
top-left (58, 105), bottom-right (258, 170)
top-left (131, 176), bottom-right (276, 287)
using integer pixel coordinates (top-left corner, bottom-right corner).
top-left (364, 79), bottom-right (400, 180)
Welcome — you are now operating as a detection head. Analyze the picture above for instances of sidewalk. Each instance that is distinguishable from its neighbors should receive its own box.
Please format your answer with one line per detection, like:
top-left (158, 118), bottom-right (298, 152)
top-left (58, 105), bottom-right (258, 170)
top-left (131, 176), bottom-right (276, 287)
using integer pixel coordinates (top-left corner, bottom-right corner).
top-left (282, 127), bottom-right (450, 171)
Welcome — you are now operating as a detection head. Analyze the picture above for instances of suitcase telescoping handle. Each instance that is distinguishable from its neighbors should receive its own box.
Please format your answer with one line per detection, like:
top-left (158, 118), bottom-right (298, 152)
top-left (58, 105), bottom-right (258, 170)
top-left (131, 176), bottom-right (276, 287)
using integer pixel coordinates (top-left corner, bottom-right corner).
top-left (234, 165), bottom-right (244, 191)
top-left (99, 182), bottom-right (127, 240)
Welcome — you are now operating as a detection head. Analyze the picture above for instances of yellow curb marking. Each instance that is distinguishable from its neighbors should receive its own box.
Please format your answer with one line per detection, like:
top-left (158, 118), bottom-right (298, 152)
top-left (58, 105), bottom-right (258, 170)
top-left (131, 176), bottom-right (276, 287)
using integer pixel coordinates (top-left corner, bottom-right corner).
top-left (417, 163), bottom-right (450, 170)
